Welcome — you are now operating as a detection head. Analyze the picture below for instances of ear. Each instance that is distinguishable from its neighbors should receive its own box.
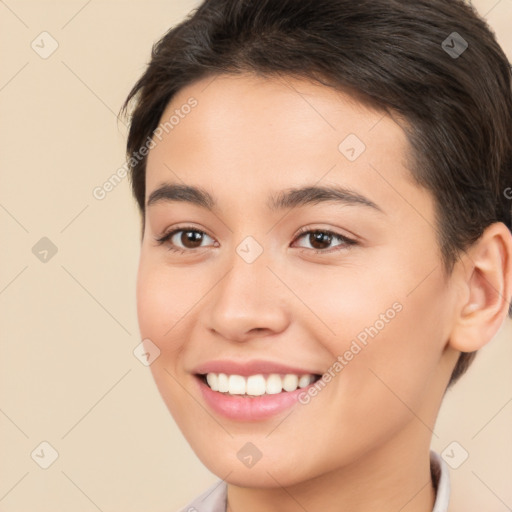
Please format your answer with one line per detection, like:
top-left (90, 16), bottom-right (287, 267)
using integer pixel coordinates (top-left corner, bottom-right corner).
top-left (449, 222), bottom-right (512, 353)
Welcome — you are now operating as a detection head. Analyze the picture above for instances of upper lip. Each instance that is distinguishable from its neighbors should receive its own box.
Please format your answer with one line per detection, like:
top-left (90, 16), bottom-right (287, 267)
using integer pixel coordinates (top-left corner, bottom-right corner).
top-left (192, 359), bottom-right (321, 377)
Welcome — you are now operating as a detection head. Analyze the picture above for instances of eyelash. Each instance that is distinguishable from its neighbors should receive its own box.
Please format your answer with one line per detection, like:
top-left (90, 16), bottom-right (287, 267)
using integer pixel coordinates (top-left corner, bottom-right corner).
top-left (155, 225), bottom-right (357, 255)
top-left (294, 226), bottom-right (357, 253)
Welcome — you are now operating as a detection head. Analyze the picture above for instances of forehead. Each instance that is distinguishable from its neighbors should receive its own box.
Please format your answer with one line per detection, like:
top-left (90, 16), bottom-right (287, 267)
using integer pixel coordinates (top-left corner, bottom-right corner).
top-left (145, 73), bottom-right (420, 214)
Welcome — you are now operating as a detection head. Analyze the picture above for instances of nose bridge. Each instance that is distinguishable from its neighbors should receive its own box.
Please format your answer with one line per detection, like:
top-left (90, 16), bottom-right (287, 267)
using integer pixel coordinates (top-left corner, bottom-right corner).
top-left (205, 239), bottom-right (290, 340)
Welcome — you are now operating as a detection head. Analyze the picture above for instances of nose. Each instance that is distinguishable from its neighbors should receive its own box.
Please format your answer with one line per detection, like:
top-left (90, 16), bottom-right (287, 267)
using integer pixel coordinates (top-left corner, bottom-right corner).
top-left (204, 251), bottom-right (291, 342)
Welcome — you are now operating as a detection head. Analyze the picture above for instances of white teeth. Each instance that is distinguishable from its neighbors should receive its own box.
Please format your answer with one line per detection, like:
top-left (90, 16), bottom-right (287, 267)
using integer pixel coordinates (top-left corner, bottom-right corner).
top-left (228, 374), bottom-right (246, 395)
top-left (246, 375), bottom-right (266, 396)
top-left (218, 373), bottom-right (229, 393)
top-left (203, 372), bottom-right (317, 396)
top-left (298, 375), bottom-right (314, 388)
top-left (206, 373), bottom-right (218, 391)
top-left (266, 374), bottom-right (282, 394)
top-left (283, 374), bottom-right (299, 392)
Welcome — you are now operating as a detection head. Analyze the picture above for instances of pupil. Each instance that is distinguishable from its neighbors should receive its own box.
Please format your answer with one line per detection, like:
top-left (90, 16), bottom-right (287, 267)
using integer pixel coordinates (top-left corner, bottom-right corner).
top-left (182, 231), bottom-right (203, 248)
top-left (310, 232), bottom-right (331, 249)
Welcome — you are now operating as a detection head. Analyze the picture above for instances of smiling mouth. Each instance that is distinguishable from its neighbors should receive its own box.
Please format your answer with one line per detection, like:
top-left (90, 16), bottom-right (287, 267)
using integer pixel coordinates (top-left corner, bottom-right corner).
top-left (197, 372), bottom-right (322, 397)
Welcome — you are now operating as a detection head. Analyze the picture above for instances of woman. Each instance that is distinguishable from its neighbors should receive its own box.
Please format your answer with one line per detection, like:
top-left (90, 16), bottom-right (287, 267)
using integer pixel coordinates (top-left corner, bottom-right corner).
top-left (121, 0), bottom-right (512, 510)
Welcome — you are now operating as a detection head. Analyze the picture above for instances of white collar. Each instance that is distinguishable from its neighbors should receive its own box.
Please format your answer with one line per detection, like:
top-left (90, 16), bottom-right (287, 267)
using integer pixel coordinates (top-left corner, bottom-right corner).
top-left (431, 450), bottom-right (451, 512)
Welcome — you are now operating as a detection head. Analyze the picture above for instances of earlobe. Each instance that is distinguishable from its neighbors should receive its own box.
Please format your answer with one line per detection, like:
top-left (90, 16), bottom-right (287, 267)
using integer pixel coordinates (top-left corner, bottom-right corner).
top-left (449, 222), bottom-right (512, 353)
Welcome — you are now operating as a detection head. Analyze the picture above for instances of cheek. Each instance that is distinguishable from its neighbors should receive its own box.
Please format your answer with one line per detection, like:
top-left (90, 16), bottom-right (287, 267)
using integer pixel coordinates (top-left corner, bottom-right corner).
top-left (332, 271), bottom-right (451, 425)
top-left (135, 253), bottom-right (204, 427)
top-left (136, 251), bottom-right (204, 346)
top-left (288, 262), bottom-right (404, 355)
top-left (292, 261), bottom-right (450, 409)
top-left (136, 268), bottom-right (172, 346)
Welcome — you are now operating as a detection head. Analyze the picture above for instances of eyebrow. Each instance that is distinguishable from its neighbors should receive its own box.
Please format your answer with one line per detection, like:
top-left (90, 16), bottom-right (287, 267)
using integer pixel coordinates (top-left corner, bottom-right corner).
top-left (146, 182), bottom-right (382, 213)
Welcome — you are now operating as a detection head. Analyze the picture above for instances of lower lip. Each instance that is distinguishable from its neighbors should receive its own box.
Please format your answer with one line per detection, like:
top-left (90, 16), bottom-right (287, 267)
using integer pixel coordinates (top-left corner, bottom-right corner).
top-left (195, 376), bottom-right (317, 421)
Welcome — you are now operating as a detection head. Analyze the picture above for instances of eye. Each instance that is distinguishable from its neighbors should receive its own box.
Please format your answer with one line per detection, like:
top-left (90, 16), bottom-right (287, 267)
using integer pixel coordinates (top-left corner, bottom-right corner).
top-left (155, 226), bottom-right (355, 254)
top-left (155, 227), bottom-right (217, 253)
top-left (292, 229), bottom-right (356, 252)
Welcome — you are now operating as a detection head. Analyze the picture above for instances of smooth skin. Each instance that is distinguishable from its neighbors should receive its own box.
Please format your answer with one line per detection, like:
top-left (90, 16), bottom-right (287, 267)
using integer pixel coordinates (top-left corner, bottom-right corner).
top-left (136, 73), bottom-right (512, 512)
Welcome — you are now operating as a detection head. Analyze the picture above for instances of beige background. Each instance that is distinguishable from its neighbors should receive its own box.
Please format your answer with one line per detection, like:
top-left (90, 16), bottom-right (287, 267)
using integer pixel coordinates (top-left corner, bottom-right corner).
top-left (0, 1), bottom-right (511, 510)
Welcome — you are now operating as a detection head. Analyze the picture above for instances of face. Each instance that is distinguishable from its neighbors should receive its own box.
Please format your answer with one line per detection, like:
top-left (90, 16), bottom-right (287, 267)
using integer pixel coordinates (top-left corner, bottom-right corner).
top-left (137, 73), bottom-right (460, 487)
